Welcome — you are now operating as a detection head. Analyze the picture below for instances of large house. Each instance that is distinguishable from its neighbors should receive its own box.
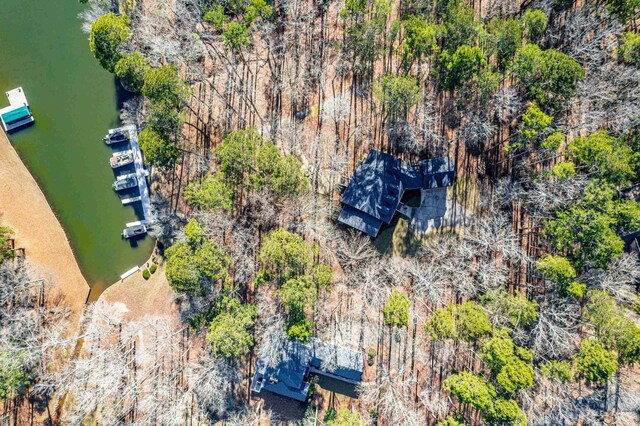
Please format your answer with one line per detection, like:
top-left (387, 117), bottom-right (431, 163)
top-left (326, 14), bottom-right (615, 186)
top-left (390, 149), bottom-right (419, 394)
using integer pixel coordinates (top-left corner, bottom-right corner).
top-left (250, 339), bottom-right (364, 402)
top-left (338, 150), bottom-right (455, 237)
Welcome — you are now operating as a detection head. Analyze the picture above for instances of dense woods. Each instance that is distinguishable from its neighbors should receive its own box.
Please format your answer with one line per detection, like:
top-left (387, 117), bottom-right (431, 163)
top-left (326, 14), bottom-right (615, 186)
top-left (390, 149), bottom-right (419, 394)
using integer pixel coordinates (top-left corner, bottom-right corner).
top-left (2, 0), bottom-right (640, 424)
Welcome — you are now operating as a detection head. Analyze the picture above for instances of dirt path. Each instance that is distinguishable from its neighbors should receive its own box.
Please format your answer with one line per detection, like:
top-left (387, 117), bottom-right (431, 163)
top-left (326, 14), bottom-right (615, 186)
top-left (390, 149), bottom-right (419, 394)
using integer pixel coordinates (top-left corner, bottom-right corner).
top-left (0, 130), bottom-right (90, 317)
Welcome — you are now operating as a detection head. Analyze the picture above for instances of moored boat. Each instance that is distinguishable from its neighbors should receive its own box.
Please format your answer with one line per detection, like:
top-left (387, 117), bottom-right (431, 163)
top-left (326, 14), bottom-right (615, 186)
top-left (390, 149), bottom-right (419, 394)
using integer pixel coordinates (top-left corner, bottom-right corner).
top-left (112, 173), bottom-right (138, 191)
top-left (103, 128), bottom-right (129, 145)
top-left (110, 150), bottom-right (134, 168)
top-left (122, 223), bottom-right (147, 239)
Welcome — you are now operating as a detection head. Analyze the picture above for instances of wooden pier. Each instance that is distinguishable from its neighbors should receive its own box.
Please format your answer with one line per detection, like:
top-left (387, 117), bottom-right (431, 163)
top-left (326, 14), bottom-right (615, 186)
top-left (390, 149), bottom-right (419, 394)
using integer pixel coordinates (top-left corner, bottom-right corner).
top-left (107, 125), bottom-right (154, 277)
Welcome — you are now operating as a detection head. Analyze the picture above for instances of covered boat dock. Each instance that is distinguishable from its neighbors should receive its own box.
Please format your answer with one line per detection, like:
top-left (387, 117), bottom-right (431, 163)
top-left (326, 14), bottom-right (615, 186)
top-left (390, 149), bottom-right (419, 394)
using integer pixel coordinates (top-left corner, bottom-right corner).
top-left (0, 87), bottom-right (34, 132)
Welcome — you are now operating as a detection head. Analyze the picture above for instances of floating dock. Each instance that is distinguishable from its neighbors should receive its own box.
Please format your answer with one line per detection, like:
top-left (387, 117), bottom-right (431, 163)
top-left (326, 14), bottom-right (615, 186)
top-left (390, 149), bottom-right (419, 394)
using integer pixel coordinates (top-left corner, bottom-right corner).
top-left (121, 196), bottom-right (142, 205)
top-left (103, 128), bottom-right (129, 145)
top-left (122, 222), bottom-right (147, 239)
top-left (0, 87), bottom-right (34, 132)
top-left (106, 125), bottom-right (153, 240)
top-left (126, 125), bottom-right (153, 222)
top-left (120, 265), bottom-right (140, 280)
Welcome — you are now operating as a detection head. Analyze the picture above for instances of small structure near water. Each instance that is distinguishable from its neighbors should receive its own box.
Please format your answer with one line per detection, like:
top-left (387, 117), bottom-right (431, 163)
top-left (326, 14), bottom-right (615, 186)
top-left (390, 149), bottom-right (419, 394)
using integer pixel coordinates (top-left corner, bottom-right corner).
top-left (103, 128), bottom-right (130, 145)
top-left (0, 87), bottom-right (34, 132)
top-left (251, 339), bottom-right (364, 402)
top-left (122, 221), bottom-right (147, 239)
top-left (120, 265), bottom-right (140, 280)
top-left (110, 149), bottom-right (134, 168)
top-left (338, 150), bottom-right (455, 237)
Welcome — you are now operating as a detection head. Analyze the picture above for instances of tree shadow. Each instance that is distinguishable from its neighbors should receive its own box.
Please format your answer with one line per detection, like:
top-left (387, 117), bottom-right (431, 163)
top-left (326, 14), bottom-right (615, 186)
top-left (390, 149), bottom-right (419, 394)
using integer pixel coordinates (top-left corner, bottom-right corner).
top-left (252, 391), bottom-right (308, 422)
top-left (316, 375), bottom-right (359, 399)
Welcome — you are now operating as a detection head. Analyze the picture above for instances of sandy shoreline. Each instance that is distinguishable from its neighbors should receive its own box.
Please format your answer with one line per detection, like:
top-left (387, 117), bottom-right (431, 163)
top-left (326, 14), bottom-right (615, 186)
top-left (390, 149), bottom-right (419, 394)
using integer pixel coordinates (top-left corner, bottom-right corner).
top-left (0, 129), bottom-right (90, 316)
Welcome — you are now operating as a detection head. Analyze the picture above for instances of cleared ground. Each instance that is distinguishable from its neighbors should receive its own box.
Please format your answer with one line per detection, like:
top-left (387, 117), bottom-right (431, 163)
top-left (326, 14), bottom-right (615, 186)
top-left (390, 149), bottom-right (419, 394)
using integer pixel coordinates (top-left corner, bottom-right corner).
top-left (100, 261), bottom-right (178, 322)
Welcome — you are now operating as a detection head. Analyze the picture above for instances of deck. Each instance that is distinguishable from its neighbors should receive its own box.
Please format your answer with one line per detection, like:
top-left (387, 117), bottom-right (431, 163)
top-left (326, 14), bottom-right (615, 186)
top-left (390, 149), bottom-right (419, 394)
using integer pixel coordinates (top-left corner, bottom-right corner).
top-left (121, 196), bottom-right (142, 205)
top-left (0, 87), bottom-right (34, 131)
top-left (6, 87), bottom-right (28, 107)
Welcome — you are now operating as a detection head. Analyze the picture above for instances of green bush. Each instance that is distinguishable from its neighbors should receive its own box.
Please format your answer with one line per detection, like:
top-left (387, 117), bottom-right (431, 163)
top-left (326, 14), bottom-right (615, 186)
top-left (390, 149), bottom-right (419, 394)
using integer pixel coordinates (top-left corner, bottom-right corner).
top-left (150, 263), bottom-right (157, 274)
top-left (114, 52), bottom-right (149, 94)
top-left (567, 281), bottom-right (586, 299)
top-left (522, 9), bottom-right (548, 42)
top-left (619, 32), bottom-right (640, 64)
top-left (143, 269), bottom-right (151, 280)
top-left (204, 4), bottom-right (227, 30)
top-left (324, 407), bottom-right (337, 422)
top-left (541, 132), bottom-right (564, 151)
top-left (552, 161), bottom-right (576, 179)
top-left (222, 22), bottom-right (249, 52)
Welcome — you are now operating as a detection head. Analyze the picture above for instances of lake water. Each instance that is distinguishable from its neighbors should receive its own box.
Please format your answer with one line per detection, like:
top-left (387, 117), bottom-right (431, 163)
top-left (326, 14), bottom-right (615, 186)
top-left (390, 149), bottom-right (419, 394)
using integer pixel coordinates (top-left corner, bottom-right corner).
top-left (0, 1), bottom-right (153, 296)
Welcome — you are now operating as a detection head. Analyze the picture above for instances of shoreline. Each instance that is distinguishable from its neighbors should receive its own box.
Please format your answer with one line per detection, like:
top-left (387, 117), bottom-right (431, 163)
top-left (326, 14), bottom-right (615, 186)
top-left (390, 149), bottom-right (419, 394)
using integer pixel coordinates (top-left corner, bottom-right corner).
top-left (0, 128), bottom-right (90, 316)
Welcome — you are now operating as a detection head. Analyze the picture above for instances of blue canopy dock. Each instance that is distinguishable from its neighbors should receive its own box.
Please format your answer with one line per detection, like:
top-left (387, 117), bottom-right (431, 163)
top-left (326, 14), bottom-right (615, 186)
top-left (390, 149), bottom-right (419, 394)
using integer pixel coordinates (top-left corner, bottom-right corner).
top-left (0, 87), bottom-right (34, 132)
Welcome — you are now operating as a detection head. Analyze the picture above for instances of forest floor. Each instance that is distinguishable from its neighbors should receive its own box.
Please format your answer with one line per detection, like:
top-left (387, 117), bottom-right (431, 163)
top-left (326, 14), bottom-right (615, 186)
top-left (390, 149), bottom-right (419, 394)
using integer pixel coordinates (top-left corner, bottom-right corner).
top-left (0, 130), bottom-right (90, 320)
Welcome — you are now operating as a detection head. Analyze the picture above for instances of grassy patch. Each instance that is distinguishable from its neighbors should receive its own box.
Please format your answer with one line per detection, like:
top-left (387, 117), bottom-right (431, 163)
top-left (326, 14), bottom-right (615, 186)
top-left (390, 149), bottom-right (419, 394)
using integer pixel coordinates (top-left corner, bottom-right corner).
top-left (392, 218), bottom-right (424, 256)
top-left (453, 177), bottom-right (479, 213)
top-left (374, 218), bottom-right (424, 256)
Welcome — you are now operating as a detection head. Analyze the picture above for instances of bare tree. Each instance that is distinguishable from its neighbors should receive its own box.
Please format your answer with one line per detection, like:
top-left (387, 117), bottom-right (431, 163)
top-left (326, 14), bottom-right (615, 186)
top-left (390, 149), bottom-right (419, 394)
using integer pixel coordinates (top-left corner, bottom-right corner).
top-left (530, 301), bottom-right (580, 361)
top-left (79, 0), bottom-right (116, 34)
top-left (359, 366), bottom-right (420, 425)
top-left (256, 313), bottom-right (288, 369)
top-left (582, 253), bottom-right (640, 304)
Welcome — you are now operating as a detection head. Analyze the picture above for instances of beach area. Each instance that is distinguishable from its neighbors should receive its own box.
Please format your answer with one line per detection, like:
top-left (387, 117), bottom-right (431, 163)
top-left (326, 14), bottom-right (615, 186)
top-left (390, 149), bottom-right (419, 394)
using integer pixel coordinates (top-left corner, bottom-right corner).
top-left (0, 129), bottom-right (89, 315)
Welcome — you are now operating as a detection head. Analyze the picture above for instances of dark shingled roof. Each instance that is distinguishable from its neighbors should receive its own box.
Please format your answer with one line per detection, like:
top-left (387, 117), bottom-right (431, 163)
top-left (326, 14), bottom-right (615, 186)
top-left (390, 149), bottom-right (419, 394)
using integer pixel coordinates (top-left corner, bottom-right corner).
top-left (251, 339), bottom-right (364, 401)
top-left (338, 150), bottom-right (455, 237)
top-left (337, 205), bottom-right (384, 237)
top-left (308, 339), bottom-right (364, 383)
top-left (340, 151), bottom-right (405, 225)
top-left (250, 341), bottom-right (310, 401)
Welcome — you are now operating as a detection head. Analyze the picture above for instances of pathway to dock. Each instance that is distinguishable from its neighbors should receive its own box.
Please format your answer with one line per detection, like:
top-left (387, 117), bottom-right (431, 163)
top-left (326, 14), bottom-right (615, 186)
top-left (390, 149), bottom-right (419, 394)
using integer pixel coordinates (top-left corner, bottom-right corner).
top-left (124, 125), bottom-right (153, 223)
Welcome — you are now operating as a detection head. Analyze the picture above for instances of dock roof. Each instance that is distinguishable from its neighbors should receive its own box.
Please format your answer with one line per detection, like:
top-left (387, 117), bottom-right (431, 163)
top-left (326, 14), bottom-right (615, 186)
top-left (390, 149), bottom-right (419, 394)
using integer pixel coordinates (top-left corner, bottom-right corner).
top-left (1, 106), bottom-right (30, 125)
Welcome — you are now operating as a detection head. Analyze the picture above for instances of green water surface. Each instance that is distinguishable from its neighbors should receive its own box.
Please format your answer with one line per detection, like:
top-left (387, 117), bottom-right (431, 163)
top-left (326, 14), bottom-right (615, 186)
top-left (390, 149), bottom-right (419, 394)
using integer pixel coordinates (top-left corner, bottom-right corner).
top-left (0, 1), bottom-right (153, 296)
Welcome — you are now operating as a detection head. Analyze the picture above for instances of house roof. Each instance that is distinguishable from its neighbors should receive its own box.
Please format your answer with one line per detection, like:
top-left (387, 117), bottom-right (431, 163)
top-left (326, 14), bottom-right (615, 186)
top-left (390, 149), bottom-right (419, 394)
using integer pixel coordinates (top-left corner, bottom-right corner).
top-left (338, 150), bottom-right (455, 237)
top-left (340, 150), bottom-right (405, 225)
top-left (308, 339), bottom-right (364, 382)
top-left (420, 157), bottom-right (455, 189)
top-left (251, 339), bottom-right (364, 400)
top-left (337, 204), bottom-right (384, 237)
top-left (251, 341), bottom-right (311, 401)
